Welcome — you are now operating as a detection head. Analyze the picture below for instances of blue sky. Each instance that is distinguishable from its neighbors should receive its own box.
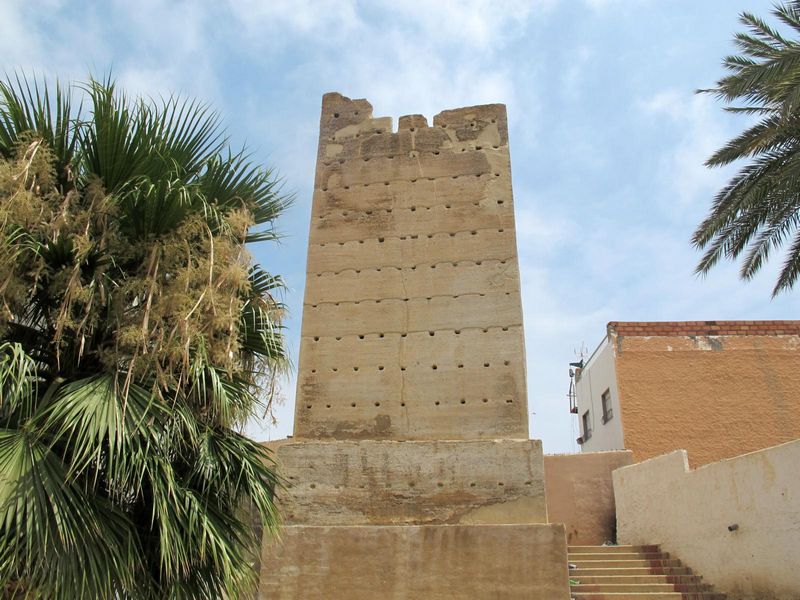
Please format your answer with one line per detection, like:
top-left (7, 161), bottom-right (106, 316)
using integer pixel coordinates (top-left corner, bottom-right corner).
top-left (3, 0), bottom-right (794, 453)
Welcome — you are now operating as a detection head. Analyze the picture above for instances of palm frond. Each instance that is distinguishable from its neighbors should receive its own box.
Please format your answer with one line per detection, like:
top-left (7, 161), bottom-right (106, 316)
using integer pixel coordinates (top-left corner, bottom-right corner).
top-left (0, 343), bottom-right (39, 425)
top-left (775, 0), bottom-right (800, 35)
top-left (774, 224), bottom-right (800, 294)
top-left (0, 72), bottom-right (81, 188)
top-left (197, 150), bottom-right (293, 242)
top-left (740, 210), bottom-right (800, 280)
top-left (705, 113), bottom-right (789, 166)
top-left (0, 427), bottom-right (141, 599)
top-left (152, 95), bottom-right (226, 177)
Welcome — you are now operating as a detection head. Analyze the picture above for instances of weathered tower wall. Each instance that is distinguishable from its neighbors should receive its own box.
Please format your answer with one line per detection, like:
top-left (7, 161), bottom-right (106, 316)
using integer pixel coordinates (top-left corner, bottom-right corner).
top-left (258, 94), bottom-right (569, 600)
top-left (295, 93), bottom-right (528, 440)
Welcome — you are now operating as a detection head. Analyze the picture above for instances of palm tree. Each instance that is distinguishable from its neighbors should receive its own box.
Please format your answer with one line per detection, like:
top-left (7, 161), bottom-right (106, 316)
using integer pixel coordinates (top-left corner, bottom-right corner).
top-left (693, 1), bottom-right (800, 296)
top-left (0, 74), bottom-right (291, 599)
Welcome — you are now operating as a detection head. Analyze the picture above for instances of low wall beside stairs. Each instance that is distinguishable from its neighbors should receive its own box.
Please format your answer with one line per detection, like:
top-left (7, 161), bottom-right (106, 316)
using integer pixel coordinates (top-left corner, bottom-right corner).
top-left (544, 450), bottom-right (633, 545)
top-left (613, 439), bottom-right (800, 600)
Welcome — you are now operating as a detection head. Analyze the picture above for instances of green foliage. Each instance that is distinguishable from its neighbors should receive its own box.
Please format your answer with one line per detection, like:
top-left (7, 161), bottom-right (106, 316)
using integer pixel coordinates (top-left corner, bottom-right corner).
top-left (694, 1), bottom-right (800, 296)
top-left (0, 74), bottom-right (291, 598)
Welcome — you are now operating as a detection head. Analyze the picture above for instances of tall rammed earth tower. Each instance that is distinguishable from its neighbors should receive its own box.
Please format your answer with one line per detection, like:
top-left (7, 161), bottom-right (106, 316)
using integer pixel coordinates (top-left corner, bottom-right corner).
top-left (296, 93), bottom-right (528, 440)
top-left (258, 94), bottom-right (569, 600)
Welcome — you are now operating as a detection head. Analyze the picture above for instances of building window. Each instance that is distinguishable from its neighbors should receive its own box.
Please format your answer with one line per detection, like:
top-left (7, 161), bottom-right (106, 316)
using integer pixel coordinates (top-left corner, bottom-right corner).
top-left (601, 389), bottom-right (613, 424)
top-left (581, 410), bottom-right (592, 441)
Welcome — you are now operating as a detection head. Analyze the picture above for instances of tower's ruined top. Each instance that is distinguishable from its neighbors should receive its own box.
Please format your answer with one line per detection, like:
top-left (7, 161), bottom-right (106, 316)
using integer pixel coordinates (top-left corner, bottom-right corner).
top-left (294, 93), bottom-right (528, 441)
top-left (316, 92), bottom-right (508, 155)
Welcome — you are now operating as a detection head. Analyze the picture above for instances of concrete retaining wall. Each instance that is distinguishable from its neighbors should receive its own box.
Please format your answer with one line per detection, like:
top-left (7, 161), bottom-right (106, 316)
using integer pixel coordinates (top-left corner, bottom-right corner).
top-left (544, 450), bottom-right (633, 545)
top-left (613, 440), bottom-right (800, 600)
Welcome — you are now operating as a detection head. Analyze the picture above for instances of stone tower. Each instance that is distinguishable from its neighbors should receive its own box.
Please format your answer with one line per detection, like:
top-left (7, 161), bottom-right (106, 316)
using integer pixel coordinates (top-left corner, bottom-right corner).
top-left (258, 94), bottom-right (569, 599)
top-left (295, 93), bottom-right (528, 440)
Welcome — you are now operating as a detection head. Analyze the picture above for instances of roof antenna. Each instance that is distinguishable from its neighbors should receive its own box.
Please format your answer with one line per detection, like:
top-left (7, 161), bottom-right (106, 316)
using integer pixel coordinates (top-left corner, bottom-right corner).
top-left (567, 342), bottom-right (587, 415)
top-left (570, 342), bottom-right (587, 369)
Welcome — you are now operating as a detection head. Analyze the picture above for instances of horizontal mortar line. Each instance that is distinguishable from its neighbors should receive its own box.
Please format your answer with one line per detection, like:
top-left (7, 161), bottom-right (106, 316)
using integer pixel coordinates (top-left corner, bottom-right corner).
top-left (319, 145), bottom-right (507, 166)
top-left (317, 170), bottom-right (502, 191)
top-left (304, 291), bottom-right (519, 307)
top-left (309, 257), bottom-right (517, 277)
top-left (302, 397), bottom-right (517, 408)
top-left (306, 362), bottom-right (515, 372)
top-left (304, 291), bottom-right (513, 308)
top-left (302, 324), bottom-right (523, 340)
top-left (314, 198), bottom-right (509, 220)
top-left (313, 226), bottom-right (510, 247)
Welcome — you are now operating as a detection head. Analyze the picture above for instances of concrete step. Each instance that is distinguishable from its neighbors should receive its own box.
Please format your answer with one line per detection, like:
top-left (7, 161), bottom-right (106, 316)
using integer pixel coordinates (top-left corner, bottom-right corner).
top-left (571, 594), bottom-right (725, 600)
top-left (572, 584), bottom-right (712, 593)
top-left (571, 559), bottom-right (682, 569)
top-left (569, 545), bottom-right (660, 554)
top-left (570, 552), bottom-right (669, 561)
top-left (573, 585), bottom-right (666, 593)
top-left (570, 576), bottom-right (703, 585)
top-left (569, 567), bottom-right (694, 577)
top-left (571, 595), bottom-right (680, 600)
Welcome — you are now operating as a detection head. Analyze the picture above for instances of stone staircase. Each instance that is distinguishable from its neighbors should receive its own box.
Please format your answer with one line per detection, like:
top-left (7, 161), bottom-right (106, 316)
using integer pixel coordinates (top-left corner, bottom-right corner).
top-left (568, 545), bottom-right (726, 600)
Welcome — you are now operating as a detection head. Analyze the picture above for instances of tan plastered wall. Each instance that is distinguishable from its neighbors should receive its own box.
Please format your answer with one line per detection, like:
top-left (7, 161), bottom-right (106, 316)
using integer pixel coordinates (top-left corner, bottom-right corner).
top-left (613, 440), bottom-right (800, 600)
top-left (613, 333), bottom-right (800, 467)
top-left (274, 439), bottom-right (547, 525)
top-left (260, 524), bottom-right (570, 600)
top-left (544, 450), bottom-right (633, 545)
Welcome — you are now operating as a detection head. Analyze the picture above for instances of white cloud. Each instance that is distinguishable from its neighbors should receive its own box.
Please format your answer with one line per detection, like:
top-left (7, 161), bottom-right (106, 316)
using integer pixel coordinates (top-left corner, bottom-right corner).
top-left (226, 0), bottom-right (554, 50)
top-left (337, 33), bottom-right (519, 124)
top-left (222, 0), bottom-right (533, 125)
top-left (584, 0), bottom-right (652, 10)
top-left (638, 89), bottom-right (734, 217)
top-left (371, 0), bottom-right (556, 49)
top-left (561, 45), bottom-right (594, 100)
top-left (226, 0), bottom-right (361, 42)
top-left (0, 1), bottom-right (36, 67)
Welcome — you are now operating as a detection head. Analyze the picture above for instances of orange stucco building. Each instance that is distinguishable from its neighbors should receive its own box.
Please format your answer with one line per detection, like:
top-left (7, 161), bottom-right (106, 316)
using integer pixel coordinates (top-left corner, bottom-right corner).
top-left (574, 320), bottom-right (800, 467)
